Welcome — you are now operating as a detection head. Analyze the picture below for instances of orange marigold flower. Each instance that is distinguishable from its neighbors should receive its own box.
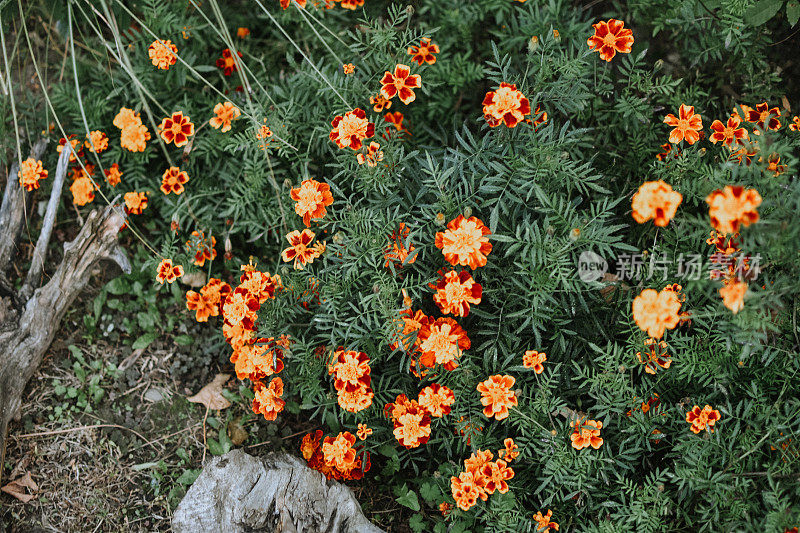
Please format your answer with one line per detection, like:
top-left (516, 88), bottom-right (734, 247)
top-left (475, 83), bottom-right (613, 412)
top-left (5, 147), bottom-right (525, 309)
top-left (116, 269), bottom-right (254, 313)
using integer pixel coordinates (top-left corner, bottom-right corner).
top-left (113, 107), bottom-right (142, 130)
top-left (685, 404), bottom-right (721, 434)
top-left (632, 287), bottom-right (682, 339)
top-left (329, 108), bottom-right (374, 150)
top-left (728, 143), bottom-right (759, 166)
top-left (370, 93), bottom-right (391, 113)
top-left (186, 280), bottom-right (231, 323)
top-left (216, 48), bottom-right (242, 76)
top-left (464, 449), bottom-right (493, 475)
top-left (357, 141), bottom-right (385, 167)
top-left (746, 102), bottom-right (781, 131)
top-left (435, 215), bottom-right (492, 269)
top-left (159, 112), bottom-right (194, 147)
top-left (290, 178), bottom-right (334, 226)
top-left (281, 229), bottom-right (325, 270)
top-left (337, 386), bottom-right (374, 413)
top-left (656, 142), bottom-right (676, 162)
top-left (482, 83), bottom-right (530, 128)
top-left (155, 258), bottom-right (184, 284)
top-left (380, 64), bottom-right (422, 105)
top-left (384, 222), bottom-right (416, 267)
top-left (709, 114), bottom-right (748, 148)
top-left (85, 130), bottom-right (108, 153)
top-left (720, 280), bottom-right (747, 314)
top-left (209, 102), bottom-right (241, 132)
top-left (386, 395), bottom-right (432, 448)
top-left (587, 19), bottom-right (634, 61)
top-left (57, 136), bottom-right (83, 162)
top-left (342, 63), bottom-right (355, 75)
top-left (232, 337), bottom-right (285, 381)
top-left (70, 176), bottom-right (95, 206)
top-left (222, 285), bottom-right (260, 330)
top-left (418, 384), bottom-right (455, 417)
top-left (439, 502), bottom-right (453, 517)
top-left (431, 269), bottom-right (482, 317)
top-left (523, 350), bottom-right (547, 374)
top-left (356, 424), bottom-right (372, 440)
top-left (186, 290), bottom-right (216, 323)
top-left (407, 38), bottom-right (439, 65)
top-left (148, 39), bottom-right (177, 70)
top-left (252, 377), bottom-right (285, 421)
top-left (789, 116), bottom-right (800, 131)
top-left (237, 27), bottom-right (250, 38)
top-left (336, 0), bottom-right (364, 9)
top-left (322, 431), bottom-right (357, 471)
top-left (384, 111), bottom-right (407, 135)
top-left (664, 104), bottom-right (703, 144)
top-left (480, 459), bottom-right (514, 494)
top-left (120, 123), bottom-right (150, 152)
top-left (705, 185), bottom-right (762, 235)
top-left (104, 163), bottom-right (123, 187)
top-left (477, 374), bottom-right (518, 420)
top-left (498, 438), bottom-right (519, 461)
top-left (18, 158), bottom-right (47, 191)
top-left (391, 308), bottom-right (426, 352)
top-left (636, 338), bottom-right (672, 375)
top-left (279, 0), bottom-right (308, 8)
top-left (631, 180), bottom-right (682, 227)
top-left (160, 166), bottom-right (190, 195)
top-left (186, 230), bottom-right (217, 267)
top-left (570, 418), bottom-right (603, 450)
top-left (533, 509), bottom-right (559, 532)
top-left (416, 317), bottom-right (470, 370)
top-left (450, 471), bottom-right (485, 511)
top-left (762, 153), bottom-right (786, 177)
top-left (239, 268), bottom-right (282, 303)
top-left (123, 191), bottom-right (148, 215)
top-left (329, 348), bottom-right (372, 392)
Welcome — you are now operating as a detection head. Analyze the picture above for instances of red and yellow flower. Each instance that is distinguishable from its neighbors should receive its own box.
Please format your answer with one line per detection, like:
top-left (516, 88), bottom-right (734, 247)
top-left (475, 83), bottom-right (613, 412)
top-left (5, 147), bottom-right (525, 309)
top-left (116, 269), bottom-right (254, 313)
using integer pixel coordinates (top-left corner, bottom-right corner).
top-left (587, 19), bottom-right (634, 61)
top-left (431, 269), bottom-right (482, 317)
top-left (435, 215), bottom-right (492, 269)
top-left (70, 176), bottom-right (95, 206)
top-left (85, 130), bottom-right (108, 153)
top-left (523, 350), bottom-right (547, 374)
top-left (209, 102), bottom-right (241, 132)
top-left (123, 191), bottom-right (148, 215)
top-left (417, 384), bottom-right (455, 418)
top-left (159, 112), bottom-right (194, 147)
top-left (631, 180), bottom-right (682, 227)
top-left (705, 185), bottom-right (762, 235)
top-left (160, 166), bottom-right (190, 195)
top-left (686, 405), bottom-right (721, 434)
top-left (664, 104), bottom-right (703, 144)
top-left (746, 102), bottom-right (781, 131)
top-left (482, 83), bottom-right (530, 128)
top-left (290, 178), bottom-right (333, 226)
top-left (104, 163), bottom-right (123, 187)
top-left (632, 287), bottom-right (682, 339)
top-left (533, 510), bottom-right (559, 532)
top-left (416, 317), bottom-right (470, 371)
top-left (477, 374), bottom-right (517, 420)
top-left (709, 114), bottom-right (748, 148)
top-left (407, 38), bottom-right (439, 65)
top-left (155, 259), bottom-right (184, 284)
top-left (281, 229), bottom-right (325, 270)
top-left (252, 377), bottom-right (285, 421)
top-left (571, 418), bottom-right (603, 450)
top-left (329, 108), bottom-right (374, 150)
top-left (148, 39), bottom-right (177, 70)
top-left (380, 64), bottom-right (422, 105)
top-left (216, 48), bottom-right (243, 76)
top-left (18, 158), bottom-right (47, 191)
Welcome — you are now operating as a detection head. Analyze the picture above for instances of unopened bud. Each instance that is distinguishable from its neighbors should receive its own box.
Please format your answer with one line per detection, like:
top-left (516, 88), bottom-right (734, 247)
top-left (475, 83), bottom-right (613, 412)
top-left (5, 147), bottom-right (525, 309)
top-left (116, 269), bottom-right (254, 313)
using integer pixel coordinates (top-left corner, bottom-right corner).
top-left (435, 212), bottom-right (446, 226)
top-left (463, 206), bottom-right (472, 218)
top-left (528, 35), bottom-right (539, 52)
top-left (552, 29), bottom-right (561, 42)
top-left (569, 228), bottom-right (581, 241)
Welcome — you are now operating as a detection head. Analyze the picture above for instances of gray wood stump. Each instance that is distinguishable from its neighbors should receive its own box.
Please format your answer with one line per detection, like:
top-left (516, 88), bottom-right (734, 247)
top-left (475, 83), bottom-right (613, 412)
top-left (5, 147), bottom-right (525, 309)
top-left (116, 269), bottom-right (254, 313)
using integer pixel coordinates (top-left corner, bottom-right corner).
top-left (172, 450), bottom-right (384, 533)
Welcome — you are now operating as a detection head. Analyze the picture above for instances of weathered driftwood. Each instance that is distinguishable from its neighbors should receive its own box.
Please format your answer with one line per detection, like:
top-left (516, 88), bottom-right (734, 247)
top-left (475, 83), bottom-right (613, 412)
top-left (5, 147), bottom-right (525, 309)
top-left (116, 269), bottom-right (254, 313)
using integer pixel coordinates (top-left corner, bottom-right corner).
top-left (172, 450), bottom-right (384, 533)
top-left (0, 141), bottom-right (130, 481)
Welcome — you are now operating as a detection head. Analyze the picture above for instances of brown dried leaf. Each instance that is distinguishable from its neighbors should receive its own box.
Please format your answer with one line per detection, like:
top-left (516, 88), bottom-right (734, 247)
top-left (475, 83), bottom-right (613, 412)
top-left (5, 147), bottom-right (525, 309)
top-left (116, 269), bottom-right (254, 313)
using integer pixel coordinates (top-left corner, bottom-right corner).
top-left (1, 472), bottom-right (38, 503)
top-left (187, 374), bottom-right (232, 410)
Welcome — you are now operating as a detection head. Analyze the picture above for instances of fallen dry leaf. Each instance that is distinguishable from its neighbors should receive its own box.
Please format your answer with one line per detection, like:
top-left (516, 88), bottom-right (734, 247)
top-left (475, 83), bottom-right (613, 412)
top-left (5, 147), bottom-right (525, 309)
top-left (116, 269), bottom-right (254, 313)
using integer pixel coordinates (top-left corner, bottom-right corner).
top-left (188, 374), bottom-right (232, 410)
top-left (1, 472), bottom-right (38, 503)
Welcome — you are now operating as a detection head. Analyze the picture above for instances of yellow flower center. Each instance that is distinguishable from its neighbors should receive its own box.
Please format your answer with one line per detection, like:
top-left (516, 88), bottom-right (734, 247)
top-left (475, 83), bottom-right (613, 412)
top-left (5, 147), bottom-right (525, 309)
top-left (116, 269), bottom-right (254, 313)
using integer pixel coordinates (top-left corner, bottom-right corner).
top-left (602, 33), bottom-right (617, 46)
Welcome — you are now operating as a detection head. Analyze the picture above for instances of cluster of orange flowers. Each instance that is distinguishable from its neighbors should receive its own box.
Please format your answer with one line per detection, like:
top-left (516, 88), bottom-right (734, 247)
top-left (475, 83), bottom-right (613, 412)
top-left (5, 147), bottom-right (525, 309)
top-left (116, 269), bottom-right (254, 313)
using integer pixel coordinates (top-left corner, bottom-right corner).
top-left (114, 107), bottom-right (151, 153)
top-left (328, 348), bottom-right (374, 413)
top-left (186, 278), bottom-right (231, 322)
top-left (450, 440), bottom-right (518, 511)
top-left (382, 386), bottom-right (455, 449)
top-left (301, 430), bottom-right (371, 481)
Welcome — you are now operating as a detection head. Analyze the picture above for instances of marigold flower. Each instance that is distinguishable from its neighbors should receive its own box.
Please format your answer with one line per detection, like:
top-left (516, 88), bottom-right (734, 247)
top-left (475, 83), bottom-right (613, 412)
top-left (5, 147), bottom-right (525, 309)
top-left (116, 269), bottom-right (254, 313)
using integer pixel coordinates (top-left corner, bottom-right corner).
top-left (386, 395), bottom-right (432, 448)
top-left (186, 290), bottom-right (217, 323)
top-left (664, 104), bottom-right (703, 144)
top-left (237, 27), bottom-right (250, 38)
top-left (464, 449), bottom-right (494, 475)
top-left (705, 185), bottom-right (762, 235)
top-left (329, 108), bottom-right (374, 150)
top-left (408, 38), bottom-right (439, 65)
top-left (631, 180), bottom-right (682, 227)
top-left (239, 268), bottom-right (282, 303)
top-left (477, 374), bottom-right (517, 420)
top-left (391, 308), bottom-right (427, 352)
top-left (523, 350), bottom-right (547, 374)
top-left (533, 509), bottom-right (559, 532)
top-left (789, 116), bottom-right (800, 131)
top-left (632, 287), bottom-right (682, 339)
top-left (342, 63), bottom-right (355, 75)
top-left (762, 153), bottom-right (786, 177)
top-left (155, 258), bottom-right (184, 284)
top-left (636, 338), bottom-right (671, 374)
top-left (148, 39), bottom-right (177, 70)
top-left (450, 471), bottom-right (484, 511)
top-left (329, 348), bottom-right (372, 392)
top-left (357, 141), bottom-right (384, 167)
top-left (571, 418), bottom-right (603, 450)
top-left (57, 136), bottom-right (83, 162)
top-left (252, 377), bottom-right (285, 421)
top-left (380, 64), bottom-right (422, 105)
top-left (431, 269), bottom-right (482, 317)
top-left (439, 502), bottom-right (453, 517)
top-left (159, 112), bottom-right (195, 147)
top-left (482, 83), bottom-right (530, 128)
top-left (686, 404), bottom-right (721, 434)
top-left (356, 424), bottom-right (372, 440)
top-left (18, 158), bottom-right (47, 191)
top-left (435, 215), bottom-right (492, 269)
top-left (499, 438), bottom-right (519, 461)
top-left (418, 384), bottom-right (455, 417)
top-left (123, 191), bottom-right (148, 215)
top-left (85, 130), bottom-right (108, 153)
top-left (279, 0), bottom-right (308, 8)
top-left (290, 178), bottom-right (334, 226)
top-left (209, 102), bottom-right (241, 132)
top-left (186, 230), bottom-right (217, 267)
top-left (113, 107), bottom-right (142, 130)
top-left (370, 93), bottom-right (391, 113)
top-left (746, 102), bottom-right (781, 131)
top-left (480, 459), bottom-right (514, 494)
top-left (104, 163), bottom-right (123, 187)
top-left (70, 176), bottom-right (95, 206)
top-left (216, 48), bottom-right (243, 76)
top-left (337, 387), bottom-right (374, 413)
top-left (160, 166), bottom-right (190, 195)
top-left (120, 123), bottom-right (151, 152)
top-left (709, 114), bottom-right (748, 148)
top-left (728, 143), bottom-right (759, 166)
top-left (281, 229), bottom-right (325, 270)
top-left (587, 19), bottom-right (634, 61)
top-left (322, 431), bottom-right (358, 471)
top-left (720, 280), bottom-right (747, 314)
top-left (222, 285), bottom-right (260, 330)
top-left (384, 111), bottom-right (407, 135)
top-left (247, 338), bottom-right (287, 380)
top-left (656, 142), bottom-right (676, 162)
top-left (336, 0), bottom-right (364, 9)
top-left (384, 222), bottom-right (416, 267)
top-left (416, 317), bottom-right (470, 370)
